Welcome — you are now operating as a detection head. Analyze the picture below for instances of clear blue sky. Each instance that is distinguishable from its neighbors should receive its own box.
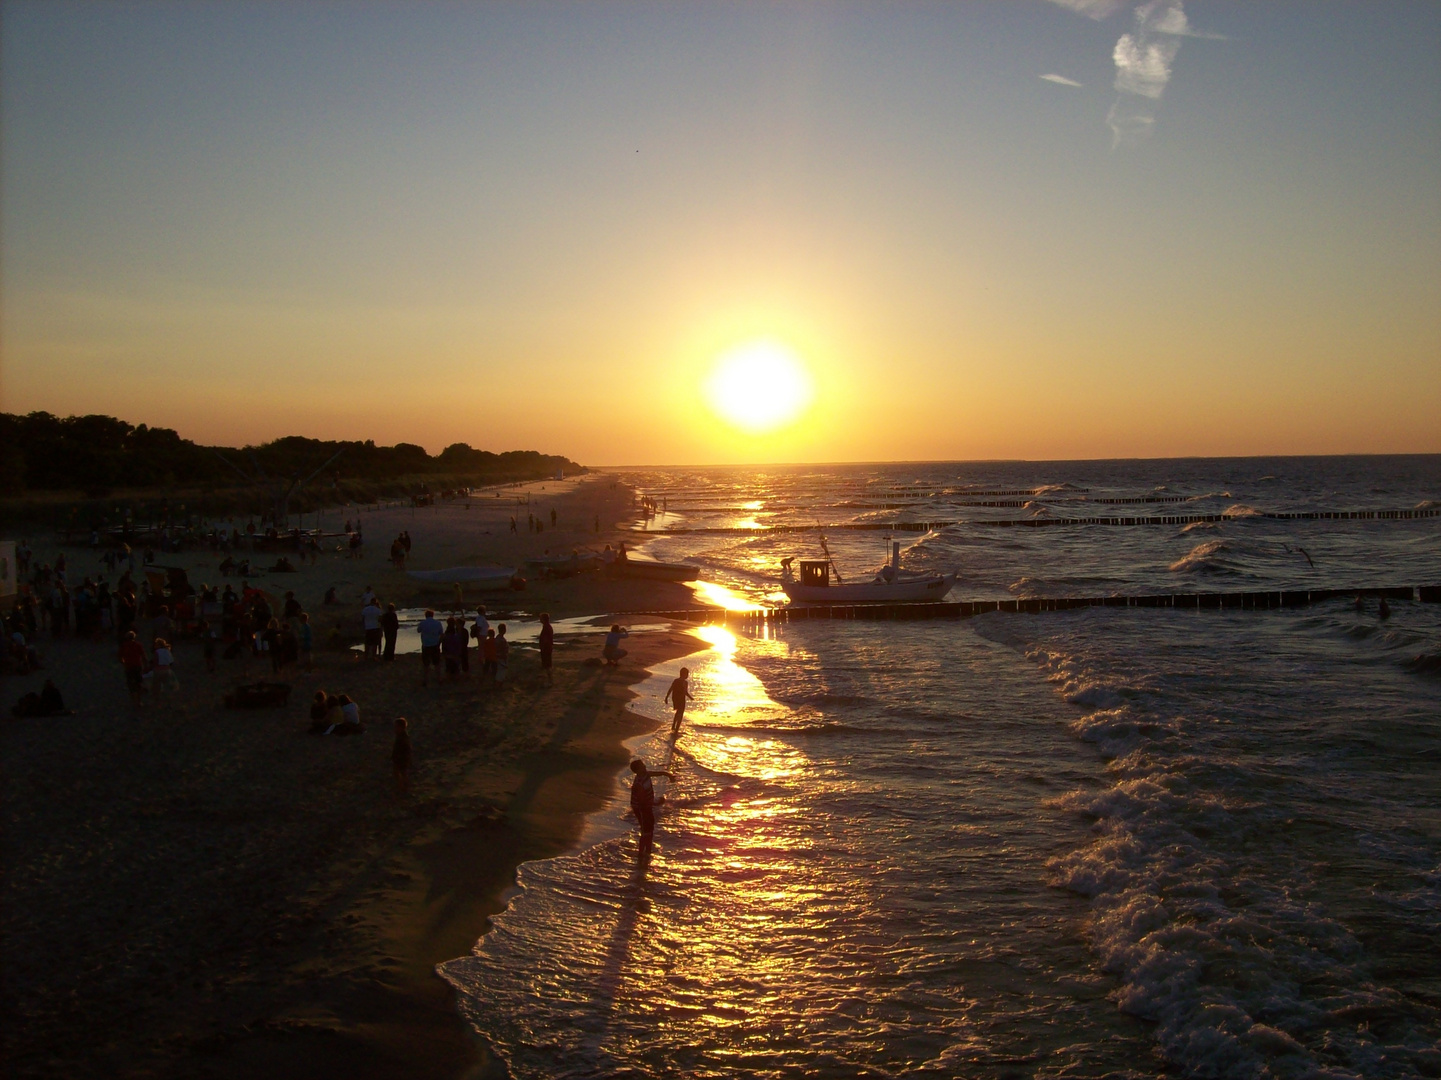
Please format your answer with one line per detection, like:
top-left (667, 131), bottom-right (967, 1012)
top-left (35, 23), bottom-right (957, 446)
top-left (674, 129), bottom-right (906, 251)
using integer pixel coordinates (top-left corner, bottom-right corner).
top-left (3, 1), bottom-right (1438, 463)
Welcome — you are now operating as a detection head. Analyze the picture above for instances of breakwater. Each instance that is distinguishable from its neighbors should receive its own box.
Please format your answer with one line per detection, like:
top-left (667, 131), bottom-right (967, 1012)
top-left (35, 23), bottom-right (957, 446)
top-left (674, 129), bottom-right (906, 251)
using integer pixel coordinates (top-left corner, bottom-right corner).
top-left (619, 585), bottom-right (1439, 624)
top-left (647, 506), bottom-right (1441, 534)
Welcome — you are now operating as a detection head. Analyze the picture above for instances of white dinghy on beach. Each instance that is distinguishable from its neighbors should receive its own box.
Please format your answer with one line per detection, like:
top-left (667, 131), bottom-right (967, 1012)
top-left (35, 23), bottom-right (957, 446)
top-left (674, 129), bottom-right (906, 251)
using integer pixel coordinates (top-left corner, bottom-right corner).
top-left (407, 566), bottom-right (519, 589)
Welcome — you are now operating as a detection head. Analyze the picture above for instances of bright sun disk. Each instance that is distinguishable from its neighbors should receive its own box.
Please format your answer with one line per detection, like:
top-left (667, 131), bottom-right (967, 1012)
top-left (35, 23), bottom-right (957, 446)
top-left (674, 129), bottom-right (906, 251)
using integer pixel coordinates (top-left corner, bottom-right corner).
top-left (705, 341), bottom-right (814, 434)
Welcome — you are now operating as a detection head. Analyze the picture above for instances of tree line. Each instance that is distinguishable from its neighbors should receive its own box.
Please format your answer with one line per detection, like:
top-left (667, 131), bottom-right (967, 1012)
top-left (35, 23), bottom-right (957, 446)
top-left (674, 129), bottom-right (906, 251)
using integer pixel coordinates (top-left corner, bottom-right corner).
top-left (0, 412), bottom-right (583, 497)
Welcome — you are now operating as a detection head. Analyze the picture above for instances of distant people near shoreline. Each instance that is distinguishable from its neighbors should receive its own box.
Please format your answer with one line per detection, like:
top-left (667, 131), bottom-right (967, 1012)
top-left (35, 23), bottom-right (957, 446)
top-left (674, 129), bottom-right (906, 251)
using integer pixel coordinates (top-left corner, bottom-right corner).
top-left (417, 609), bottom-right (444, 686)
top-left (494, 624), bottom-right (509, 686)
top-left (380, 603), bottom-right (399, 661)
top-left (361, 597), bottom-right (383, 661)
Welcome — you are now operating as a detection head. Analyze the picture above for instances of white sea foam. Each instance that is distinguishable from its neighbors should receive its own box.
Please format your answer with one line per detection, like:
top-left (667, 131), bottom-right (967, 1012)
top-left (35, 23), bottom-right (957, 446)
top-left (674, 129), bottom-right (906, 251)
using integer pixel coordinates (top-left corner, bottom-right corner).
top-left (1169, 539), bottom-right (1227, 573)
top-left (1015, 613), bottom-right (1441, 1080)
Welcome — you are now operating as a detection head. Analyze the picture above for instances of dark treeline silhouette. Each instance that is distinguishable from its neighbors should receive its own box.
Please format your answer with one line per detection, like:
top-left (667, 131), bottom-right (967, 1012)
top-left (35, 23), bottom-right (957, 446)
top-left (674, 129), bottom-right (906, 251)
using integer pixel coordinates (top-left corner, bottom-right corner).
top-left (0, 412), bottom-right (583, 497)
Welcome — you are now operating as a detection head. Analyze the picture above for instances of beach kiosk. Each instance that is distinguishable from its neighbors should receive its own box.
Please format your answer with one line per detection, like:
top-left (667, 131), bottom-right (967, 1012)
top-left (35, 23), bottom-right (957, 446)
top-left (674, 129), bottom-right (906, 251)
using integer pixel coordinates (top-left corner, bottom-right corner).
top-left (0, 541), bottom-right (15, 600)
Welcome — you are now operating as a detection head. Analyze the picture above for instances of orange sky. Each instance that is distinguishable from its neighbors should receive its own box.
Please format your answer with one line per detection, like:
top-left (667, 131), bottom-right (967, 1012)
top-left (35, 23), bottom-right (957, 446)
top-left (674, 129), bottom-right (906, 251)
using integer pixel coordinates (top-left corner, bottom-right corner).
top-left (3, 3), bottom-right (1438, 463)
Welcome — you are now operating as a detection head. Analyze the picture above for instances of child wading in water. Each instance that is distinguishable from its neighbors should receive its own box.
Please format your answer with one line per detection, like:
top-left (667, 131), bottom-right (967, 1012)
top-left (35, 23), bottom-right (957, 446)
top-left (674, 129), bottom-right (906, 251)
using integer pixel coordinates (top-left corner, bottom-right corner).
top-left (665, 667), bottom-right (693, 737)
top-left (392, 718), bottom-right (412, 796)
top-left (629, 758), bottom-right (673, 836)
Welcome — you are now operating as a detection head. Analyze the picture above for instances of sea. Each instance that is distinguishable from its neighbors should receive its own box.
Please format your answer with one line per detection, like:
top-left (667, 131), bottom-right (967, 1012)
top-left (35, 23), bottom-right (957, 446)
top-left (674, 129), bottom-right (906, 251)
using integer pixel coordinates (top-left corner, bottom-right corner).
top-left (441, 456), bottom-right (1441, 1079)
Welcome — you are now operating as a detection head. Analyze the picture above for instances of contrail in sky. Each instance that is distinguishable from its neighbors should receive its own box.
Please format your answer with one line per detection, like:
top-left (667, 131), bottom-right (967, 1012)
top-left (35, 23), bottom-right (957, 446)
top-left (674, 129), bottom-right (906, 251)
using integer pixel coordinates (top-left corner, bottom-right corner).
top-left (1040, 73), bottom-right (1084, 88)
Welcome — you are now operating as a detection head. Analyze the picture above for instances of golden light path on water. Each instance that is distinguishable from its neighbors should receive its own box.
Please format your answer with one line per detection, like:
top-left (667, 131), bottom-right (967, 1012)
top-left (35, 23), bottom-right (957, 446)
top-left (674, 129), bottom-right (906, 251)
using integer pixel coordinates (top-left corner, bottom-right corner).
top-left (443, 604), bottom-right (1153, 1076)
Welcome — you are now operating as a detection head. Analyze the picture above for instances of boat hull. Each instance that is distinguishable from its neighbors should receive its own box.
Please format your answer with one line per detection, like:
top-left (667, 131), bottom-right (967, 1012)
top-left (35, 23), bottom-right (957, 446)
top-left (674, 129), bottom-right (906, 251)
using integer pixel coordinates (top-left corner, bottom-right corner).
top-left (617, 560), bottom-right (699, 582)
top-left (525, 554), bottom-right (602, 578)
top-left (407, 567), bottom-right (517, 587)
top-left (781, 573), bottom-right (956, 604)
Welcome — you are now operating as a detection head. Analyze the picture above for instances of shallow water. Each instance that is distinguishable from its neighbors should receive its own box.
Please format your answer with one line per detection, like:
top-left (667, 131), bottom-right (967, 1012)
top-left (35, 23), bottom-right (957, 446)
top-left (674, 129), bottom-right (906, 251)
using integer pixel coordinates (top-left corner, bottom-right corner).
top-left (442, 458), bottom-right (1441, 1079)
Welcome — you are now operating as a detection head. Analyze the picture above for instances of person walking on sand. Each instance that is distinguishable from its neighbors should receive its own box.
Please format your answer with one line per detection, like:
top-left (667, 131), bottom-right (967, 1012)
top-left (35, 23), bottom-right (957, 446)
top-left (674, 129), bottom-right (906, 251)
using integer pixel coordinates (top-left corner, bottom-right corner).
top-left (392, 717), bottom-right (412, 797)
top-left (629, 758), bottom-right (674, 837)
top-left (602, 624), bottom-right (628, 666)
top-left (296, 611), bottom-right (314, 669)
top-left (153, 638), bottom-right (178, 694)
top-left (665, 667), bottom-right (693, 737)
top-left (119, 629), bottom-right (148, 713)
top-left (494, 623), bottom-right (510, 686)
top-left (417, 609), bottom-right (445, 686)
top-left (538, 613), bottom-right (554, 684)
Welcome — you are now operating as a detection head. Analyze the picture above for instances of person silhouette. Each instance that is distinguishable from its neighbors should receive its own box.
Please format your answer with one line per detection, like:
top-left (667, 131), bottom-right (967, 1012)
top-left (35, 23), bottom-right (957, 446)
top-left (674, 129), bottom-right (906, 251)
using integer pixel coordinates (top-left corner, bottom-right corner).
top-left (665, 667), bottom-right (693, 737)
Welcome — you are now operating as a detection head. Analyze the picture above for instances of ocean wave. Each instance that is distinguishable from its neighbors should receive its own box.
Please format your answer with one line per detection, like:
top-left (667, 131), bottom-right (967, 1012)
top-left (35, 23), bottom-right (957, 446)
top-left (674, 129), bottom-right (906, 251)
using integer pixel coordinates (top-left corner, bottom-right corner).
top-left (1402, 651), bottom-right (1441, 677)
top-left (1179, 520), bottom-right (1220, 534)
top-left (1013, 616), bottom-right (1441, 1080)
top-left (1417, 499), bottom-right (1439, 511)
top-left (1222, 504), bottom-right (1263, 518)
top-left (1168, 540), bottom-right (1230, 573)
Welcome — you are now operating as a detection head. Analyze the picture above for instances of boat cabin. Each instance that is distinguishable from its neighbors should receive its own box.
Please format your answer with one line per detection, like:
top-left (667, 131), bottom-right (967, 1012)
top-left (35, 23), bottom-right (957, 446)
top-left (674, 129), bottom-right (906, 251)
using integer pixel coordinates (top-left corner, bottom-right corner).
top-left (798, 560), bottom-right (831, 587)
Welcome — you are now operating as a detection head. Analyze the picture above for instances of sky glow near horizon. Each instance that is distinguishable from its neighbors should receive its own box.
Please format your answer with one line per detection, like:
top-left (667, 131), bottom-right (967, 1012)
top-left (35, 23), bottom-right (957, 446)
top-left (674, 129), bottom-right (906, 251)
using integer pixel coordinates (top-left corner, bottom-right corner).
top-left (1, 1), bottom-right (1438, 465)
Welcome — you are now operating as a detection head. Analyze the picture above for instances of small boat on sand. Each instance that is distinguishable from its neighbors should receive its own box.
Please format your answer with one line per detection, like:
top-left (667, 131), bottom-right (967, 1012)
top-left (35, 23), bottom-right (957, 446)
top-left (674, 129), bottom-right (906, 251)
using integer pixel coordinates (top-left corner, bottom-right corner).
top-left (407, 566), bottom-right (519, 588)
top-left (780, 537), bottom-right (955, 604)
top-left (616, 557), bottom-right (699, 582)
top-left (525, 552), bottom-right (603, 578)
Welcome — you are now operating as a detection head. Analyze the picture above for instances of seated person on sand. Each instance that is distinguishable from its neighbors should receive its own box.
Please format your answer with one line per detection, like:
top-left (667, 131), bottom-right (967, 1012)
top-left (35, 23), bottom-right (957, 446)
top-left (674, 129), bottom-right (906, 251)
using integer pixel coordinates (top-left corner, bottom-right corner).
top-left (218, 556), bottom-right (236, 575)
top-left (329, 694), bottom-right (363, 735)
top-left (9, 630), bottom-right (39, 673)
top-left (11, 679), bottom-right (70, 718)
top-left (269, 556), bottom-right (296, 573)
top-left (309, 690), bottom-right (339, 733)
top-left (602, 624), bottom-right (629, 666)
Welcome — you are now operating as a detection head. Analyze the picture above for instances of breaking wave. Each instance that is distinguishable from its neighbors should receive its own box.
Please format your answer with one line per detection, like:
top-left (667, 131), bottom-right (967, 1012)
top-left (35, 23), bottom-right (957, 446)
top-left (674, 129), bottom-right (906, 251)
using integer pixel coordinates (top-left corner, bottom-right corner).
top-left (1168, 540), bottom-right (1231, 574)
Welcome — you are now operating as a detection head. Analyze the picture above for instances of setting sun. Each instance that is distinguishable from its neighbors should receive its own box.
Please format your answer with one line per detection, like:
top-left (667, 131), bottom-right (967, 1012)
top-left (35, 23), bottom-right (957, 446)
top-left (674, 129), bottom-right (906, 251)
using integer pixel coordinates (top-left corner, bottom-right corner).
top-left (704, 341), bottom-right (815, 435)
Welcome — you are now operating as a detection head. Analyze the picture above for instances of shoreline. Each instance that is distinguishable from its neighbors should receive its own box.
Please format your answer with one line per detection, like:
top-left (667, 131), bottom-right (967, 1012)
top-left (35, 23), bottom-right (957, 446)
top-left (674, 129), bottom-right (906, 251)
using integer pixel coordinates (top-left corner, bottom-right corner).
top-left (227, 626), bottom-right (702, 1080)
top-left (1, 475), bottom-right (711, 1079)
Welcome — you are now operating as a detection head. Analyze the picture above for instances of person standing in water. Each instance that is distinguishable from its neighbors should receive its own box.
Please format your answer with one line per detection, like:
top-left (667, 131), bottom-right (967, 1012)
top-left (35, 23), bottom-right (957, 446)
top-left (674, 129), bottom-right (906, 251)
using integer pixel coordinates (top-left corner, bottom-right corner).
top-left (665, 667), bottom-right (693, 737)
top-left (629, 758), bottom-right (673, 836)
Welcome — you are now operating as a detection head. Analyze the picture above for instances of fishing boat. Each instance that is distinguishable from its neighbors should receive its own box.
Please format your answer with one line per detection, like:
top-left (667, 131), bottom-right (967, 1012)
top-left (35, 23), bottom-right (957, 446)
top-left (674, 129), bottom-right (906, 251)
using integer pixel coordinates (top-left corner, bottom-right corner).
top-left (780, 537), bottom-right (956, 604)
top-left (407, 566), bottom-right (519, 589)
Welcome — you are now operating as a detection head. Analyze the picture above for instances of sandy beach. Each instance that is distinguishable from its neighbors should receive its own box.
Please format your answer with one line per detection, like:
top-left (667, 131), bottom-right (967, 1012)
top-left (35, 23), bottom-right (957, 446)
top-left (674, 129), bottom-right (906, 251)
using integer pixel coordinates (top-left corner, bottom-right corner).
top-left (2, 476), bottom-right (701, 1079)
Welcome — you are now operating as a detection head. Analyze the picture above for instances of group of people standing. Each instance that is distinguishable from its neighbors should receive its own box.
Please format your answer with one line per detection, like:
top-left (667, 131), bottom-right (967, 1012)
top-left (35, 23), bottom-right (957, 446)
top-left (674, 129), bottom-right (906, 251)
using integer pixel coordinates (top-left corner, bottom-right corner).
top-left (388, 531), bottom-right (412, 569)
top-left (355, 589), bottom-right (557, 688)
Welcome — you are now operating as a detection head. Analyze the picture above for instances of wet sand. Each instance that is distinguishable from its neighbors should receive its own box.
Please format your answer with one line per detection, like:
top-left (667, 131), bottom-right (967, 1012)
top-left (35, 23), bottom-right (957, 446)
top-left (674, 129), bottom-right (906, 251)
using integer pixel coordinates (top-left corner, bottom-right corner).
top-left (1, 476), bottom-right (699, 1078)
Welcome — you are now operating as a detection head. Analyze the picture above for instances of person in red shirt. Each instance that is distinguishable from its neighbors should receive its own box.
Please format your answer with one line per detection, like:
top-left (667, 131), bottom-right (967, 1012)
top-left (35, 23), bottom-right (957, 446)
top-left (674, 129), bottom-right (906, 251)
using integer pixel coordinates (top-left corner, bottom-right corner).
top-left (118, 629), bottom-right (148, 713)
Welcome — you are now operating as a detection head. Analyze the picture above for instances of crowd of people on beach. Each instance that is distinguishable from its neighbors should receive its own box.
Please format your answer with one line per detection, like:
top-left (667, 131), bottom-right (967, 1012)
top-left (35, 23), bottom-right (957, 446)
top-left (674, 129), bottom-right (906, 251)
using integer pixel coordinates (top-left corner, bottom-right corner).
top-left (8, 493), bottom-right (680, 841)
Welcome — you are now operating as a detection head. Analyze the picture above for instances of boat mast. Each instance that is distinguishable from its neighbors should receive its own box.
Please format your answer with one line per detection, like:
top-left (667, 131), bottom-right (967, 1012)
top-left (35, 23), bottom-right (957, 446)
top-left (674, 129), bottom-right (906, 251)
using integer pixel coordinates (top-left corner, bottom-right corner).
top-left (819, 535), bottom-right (845, 584)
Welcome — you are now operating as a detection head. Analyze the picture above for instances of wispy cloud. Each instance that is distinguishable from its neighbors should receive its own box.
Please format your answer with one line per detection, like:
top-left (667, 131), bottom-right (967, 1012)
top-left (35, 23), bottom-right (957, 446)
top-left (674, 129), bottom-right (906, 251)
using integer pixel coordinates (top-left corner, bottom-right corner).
top-left (1046, 0), bottom-right (1221, 146)
top-left (1045, 0), bottom-right (1128, 19)
top-left (1040, 73), bottom-right (1084, 88)
top-left (1107, 0), bottom-right (1187, 144)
